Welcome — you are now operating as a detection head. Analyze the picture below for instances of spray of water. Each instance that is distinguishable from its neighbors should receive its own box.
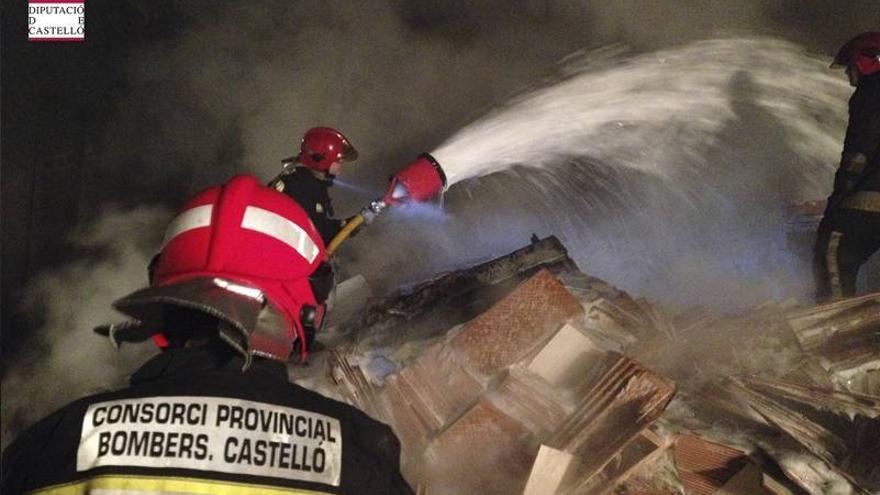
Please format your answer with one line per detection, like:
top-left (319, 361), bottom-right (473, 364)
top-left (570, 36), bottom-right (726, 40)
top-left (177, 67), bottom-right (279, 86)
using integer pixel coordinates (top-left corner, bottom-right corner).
top-left (364, 37), bottom-right (857, 311)
top-left (391, 201), bottom-right (451, 222)
top-left (432, 38), bottom-right (847, 190)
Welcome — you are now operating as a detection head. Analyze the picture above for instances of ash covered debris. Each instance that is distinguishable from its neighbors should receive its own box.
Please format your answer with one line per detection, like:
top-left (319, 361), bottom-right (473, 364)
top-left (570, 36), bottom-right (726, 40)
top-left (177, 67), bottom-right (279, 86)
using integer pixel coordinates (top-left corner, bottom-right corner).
top-left (319, 236), bottom-right (879, 494)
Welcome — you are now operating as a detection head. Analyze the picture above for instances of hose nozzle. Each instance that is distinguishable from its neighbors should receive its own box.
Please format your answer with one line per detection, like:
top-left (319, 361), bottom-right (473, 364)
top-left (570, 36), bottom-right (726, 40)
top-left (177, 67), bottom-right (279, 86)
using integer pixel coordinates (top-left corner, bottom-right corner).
top-left (326, 153), bottom-right (446, 256)
top-left (382, 153), bottom-right (447, 205)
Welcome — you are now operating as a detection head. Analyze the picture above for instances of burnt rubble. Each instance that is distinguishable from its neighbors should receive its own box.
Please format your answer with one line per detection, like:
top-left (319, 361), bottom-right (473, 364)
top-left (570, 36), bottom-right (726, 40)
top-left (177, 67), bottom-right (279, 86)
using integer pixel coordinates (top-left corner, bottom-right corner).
top-left (321, 236), bottom-right (879, 494)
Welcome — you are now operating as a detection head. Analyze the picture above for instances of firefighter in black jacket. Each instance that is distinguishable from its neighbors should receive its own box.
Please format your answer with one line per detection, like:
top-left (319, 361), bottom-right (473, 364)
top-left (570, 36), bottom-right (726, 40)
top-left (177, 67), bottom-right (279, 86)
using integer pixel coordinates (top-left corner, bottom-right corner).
top-left (1, 175), bottom-right (414, 495)
top-left (270, 127), bottom-right (359, 246)
top-left (815, 32), bottom-right (880, 302)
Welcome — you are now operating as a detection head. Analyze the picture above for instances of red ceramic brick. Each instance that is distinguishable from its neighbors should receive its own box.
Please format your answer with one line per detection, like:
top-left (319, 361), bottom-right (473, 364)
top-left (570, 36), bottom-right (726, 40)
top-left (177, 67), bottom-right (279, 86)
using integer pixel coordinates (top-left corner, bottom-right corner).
top-left (450, 269), bottom-right (584, 377)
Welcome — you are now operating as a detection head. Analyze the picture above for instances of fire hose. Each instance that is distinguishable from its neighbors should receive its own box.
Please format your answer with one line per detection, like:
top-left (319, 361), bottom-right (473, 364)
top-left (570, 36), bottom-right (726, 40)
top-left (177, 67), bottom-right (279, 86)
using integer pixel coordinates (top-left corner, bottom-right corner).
top-left (327, 213), bottom-right (365, 255)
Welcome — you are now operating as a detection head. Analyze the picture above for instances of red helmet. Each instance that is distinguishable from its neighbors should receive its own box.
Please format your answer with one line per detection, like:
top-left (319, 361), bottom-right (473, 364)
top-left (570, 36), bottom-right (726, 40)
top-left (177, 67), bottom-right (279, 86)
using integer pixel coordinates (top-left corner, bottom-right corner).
top-left (832, 32), bottom-right (880, 76)
top-left (298, 127), bottom-right (358, 172)
top-left (106, 175), bottom-right (327, 363)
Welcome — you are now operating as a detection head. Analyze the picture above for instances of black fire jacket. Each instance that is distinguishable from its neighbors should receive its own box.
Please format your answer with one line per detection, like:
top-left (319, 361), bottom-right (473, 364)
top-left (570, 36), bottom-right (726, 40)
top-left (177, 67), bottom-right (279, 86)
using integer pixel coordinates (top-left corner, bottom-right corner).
top-left (827, 73), bottom-right (880, 211)
top-left (271, 167), bottom-right (343, 245)
top-left (1, 347), bottom-right (414, 495)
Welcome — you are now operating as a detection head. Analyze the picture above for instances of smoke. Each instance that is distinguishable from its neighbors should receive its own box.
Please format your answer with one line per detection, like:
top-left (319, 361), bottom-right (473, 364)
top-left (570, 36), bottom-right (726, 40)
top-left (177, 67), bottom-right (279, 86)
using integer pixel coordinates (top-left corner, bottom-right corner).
top-left (0, 207), bottom-right (168, 449)
top-left (91, 1), bottom-right (629, 211)
top-left (433, 38), bottom-right (846, 186)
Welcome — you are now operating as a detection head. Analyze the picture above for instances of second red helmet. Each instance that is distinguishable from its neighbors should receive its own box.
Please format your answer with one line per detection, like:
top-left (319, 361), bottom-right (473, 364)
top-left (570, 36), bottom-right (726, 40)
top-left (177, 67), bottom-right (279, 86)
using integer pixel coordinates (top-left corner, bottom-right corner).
top-left (298, 127), bottom-right (359, 172)
top-left (832, 32), bottom-right (880, 76)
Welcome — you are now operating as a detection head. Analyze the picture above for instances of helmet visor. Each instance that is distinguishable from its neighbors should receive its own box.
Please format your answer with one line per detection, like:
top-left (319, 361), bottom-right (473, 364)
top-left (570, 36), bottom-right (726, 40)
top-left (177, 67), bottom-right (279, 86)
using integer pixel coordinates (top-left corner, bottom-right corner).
top-left (108, 277), bottom-right (265, 349)
top-left (339, 139), bottom-right (358, 163)
top-left (108, 277), bottom-right (299, 362)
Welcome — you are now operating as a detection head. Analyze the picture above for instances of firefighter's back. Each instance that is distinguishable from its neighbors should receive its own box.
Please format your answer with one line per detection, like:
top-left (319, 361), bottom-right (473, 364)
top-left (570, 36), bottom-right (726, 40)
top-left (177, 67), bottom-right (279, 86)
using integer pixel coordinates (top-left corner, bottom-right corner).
top-left (1, 347), bottom-right (413, 495)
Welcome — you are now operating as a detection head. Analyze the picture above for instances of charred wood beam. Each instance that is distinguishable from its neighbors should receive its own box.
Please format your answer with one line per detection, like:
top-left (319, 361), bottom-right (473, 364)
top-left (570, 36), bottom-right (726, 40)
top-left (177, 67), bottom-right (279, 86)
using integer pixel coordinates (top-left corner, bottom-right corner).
top-left (363, 236), bottom-right (578, 326)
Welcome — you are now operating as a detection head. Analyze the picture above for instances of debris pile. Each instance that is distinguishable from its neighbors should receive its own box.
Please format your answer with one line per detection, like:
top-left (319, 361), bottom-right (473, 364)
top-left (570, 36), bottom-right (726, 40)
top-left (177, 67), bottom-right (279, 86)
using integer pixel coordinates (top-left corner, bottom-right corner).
top-left (321, 237), bottom-right (879, 494)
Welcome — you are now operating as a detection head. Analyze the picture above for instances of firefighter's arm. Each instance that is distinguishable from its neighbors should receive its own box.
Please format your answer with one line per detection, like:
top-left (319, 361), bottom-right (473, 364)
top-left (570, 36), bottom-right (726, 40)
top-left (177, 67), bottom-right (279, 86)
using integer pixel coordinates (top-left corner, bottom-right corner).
top-left (0, 442), bottom-right (23, 494)
top-left (845, 81), bottom-right (880, 158)
top-left (831, 84), bottom-right (880, 203)
top-left (833, 151), bottom-right (869, 195)
top-left (0, 407), bottom-right (67, 494)
top-left (1, 417), bottom-right (41, 493)
top-left (350, 415), bottom-right (415, 494)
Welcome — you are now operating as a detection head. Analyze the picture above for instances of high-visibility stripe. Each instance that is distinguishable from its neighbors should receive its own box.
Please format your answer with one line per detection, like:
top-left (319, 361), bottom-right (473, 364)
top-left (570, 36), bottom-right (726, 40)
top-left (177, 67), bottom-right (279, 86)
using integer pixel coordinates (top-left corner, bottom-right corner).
top-left (241, 206), bottom-right (319, 263)
top-left (826, 231), bottom-right (844, 301)
top-left (840, 191), bottom-right (880, 213)
top-left (27, 474), bottom-right (333, 495)
top-left (161, 205), bottom-right (213, 248)
top-left (212, 278), bottom-right (264, 302)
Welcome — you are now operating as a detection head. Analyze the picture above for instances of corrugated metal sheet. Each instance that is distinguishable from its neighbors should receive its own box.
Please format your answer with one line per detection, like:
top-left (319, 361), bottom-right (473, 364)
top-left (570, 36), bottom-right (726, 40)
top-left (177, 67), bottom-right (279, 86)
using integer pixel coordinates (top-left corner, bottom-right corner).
top-left (674, 435), bottom-right (748, 495)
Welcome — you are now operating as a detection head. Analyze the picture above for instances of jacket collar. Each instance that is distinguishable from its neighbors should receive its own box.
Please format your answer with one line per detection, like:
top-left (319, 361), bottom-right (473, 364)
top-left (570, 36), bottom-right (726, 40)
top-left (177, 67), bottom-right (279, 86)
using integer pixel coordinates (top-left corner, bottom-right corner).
top-left (130, 345), bottom-right (289, 385)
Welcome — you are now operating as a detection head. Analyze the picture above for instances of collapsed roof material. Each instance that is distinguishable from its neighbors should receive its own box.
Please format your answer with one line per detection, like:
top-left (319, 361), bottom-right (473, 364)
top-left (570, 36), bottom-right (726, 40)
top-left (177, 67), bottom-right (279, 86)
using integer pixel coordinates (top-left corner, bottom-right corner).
top-left (323, 236), bottom-right (879, 494)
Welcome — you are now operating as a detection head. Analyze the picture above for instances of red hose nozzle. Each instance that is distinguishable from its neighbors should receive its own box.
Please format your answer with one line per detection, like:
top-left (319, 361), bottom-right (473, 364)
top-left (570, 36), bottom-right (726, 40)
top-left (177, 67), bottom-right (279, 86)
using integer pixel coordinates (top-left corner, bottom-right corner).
top-left (382, 153), bottom-right (447, 206)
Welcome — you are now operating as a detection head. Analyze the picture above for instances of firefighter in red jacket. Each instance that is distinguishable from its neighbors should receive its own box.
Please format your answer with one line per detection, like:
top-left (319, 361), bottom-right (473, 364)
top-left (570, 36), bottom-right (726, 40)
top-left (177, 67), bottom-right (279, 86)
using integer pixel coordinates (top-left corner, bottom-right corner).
top-left (1, 175), bottom-right (414, 495)
top-left (814, 32), bottom-right (880, 302)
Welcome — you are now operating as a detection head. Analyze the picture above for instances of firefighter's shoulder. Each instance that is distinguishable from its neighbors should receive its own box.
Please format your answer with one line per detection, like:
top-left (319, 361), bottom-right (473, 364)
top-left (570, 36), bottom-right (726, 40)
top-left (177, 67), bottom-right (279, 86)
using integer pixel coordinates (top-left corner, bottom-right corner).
top-left (1, 390), bottom-right (122, 493)
top-left (285, 381), bottom-right (398, 442)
